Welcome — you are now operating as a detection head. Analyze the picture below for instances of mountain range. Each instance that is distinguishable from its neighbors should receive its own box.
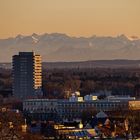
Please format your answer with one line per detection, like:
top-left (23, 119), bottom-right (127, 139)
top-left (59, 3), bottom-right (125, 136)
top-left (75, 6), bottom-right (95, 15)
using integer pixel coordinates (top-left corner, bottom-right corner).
top-left (0, 33), bottom-right (140, 62)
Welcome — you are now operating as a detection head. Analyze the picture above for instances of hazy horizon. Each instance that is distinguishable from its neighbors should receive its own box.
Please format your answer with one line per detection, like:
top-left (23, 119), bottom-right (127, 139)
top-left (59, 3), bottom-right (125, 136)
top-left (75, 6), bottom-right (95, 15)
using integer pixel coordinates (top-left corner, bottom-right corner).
top-left (0, 0), bottom-right (140, 38)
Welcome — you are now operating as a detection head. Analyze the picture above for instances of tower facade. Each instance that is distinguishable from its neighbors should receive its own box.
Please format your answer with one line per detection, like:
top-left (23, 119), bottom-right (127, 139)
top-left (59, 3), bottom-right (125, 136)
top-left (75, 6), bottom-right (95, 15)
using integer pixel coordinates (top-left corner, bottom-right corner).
top-left (12, 52), bottom-right (42, 99)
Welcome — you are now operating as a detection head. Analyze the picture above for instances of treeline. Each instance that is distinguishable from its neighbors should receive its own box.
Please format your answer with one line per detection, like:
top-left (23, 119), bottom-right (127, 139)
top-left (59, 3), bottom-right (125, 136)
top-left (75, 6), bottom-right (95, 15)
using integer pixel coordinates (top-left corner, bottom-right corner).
top-left (0, 67), bottom-right (140, 99)
top-left (42, 68), bottom-right (140, 99)
top-left (0, 68), bottom-right (12, 97)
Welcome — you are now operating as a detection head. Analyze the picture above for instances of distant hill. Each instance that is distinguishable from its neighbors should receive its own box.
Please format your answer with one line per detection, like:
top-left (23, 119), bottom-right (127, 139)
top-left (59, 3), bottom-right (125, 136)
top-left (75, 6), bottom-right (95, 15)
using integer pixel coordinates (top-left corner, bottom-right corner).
top-left (1, 60), bottom-right (140, 69)
top-left (43, 60), bottom-right (140, 69)
top-left (0, 33), bottom-right (140, 62)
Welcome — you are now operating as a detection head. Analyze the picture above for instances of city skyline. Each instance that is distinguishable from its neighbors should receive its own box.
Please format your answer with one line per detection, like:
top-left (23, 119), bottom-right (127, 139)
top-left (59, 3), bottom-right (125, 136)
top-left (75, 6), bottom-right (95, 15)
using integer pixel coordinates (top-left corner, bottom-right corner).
top-left (0, 0), bottom-right (140, 39)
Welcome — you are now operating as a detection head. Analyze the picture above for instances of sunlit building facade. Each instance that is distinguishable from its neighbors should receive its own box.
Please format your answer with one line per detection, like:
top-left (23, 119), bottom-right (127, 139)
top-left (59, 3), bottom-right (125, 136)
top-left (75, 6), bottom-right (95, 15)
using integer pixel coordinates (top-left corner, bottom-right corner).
top-left (12, 52), bottom-right (42, 100)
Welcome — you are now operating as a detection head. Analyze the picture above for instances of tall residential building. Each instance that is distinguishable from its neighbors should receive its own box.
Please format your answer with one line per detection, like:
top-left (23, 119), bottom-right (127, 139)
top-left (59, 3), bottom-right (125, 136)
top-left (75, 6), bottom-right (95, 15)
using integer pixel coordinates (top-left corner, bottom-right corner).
top-left (12, 52), bottom-right (42, 99)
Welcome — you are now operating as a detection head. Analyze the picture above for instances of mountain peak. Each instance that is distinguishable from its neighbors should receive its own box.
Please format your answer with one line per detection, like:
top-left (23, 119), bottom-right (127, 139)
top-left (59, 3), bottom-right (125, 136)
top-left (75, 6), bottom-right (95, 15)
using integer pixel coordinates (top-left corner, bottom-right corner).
top-left (49, 33), bottom-right (68, 38)
top-left (32, 33), bottom-right (38, 37)
top-left (117, 34), bottom-right (128, 40)
top-left (16, 34), bottom-right (24, 39)
top-left (129, 36), bottom-right (139, 41)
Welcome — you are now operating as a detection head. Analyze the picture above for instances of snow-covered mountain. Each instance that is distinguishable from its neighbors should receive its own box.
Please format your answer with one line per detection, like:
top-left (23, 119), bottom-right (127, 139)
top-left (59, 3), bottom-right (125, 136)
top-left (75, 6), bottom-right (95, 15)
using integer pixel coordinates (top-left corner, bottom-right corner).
top-left (0, 33), bottom-right (140, 62)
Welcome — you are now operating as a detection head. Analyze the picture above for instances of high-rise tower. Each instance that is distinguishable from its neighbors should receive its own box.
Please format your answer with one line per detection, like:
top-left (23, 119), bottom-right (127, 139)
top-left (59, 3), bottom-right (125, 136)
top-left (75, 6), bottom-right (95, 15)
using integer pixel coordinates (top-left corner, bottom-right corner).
top-left (12, 52), bottom-right (42, 99)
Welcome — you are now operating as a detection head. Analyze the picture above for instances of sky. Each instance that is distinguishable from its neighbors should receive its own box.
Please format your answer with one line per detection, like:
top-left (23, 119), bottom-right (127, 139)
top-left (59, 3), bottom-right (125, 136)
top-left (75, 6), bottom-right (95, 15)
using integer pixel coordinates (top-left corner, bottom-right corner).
top-left (0, 0), bottom-right (140, 38)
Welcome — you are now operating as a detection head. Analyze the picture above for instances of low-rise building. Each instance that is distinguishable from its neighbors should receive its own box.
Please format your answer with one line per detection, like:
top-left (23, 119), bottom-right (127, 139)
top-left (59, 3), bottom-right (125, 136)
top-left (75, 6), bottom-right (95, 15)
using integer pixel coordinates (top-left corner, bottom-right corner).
top-left (23, 99), bottom-right (58, 120)
top-left (57, 100), bottom-right (128, 120)
top-left (23, 95), bottom-right (139, 121)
